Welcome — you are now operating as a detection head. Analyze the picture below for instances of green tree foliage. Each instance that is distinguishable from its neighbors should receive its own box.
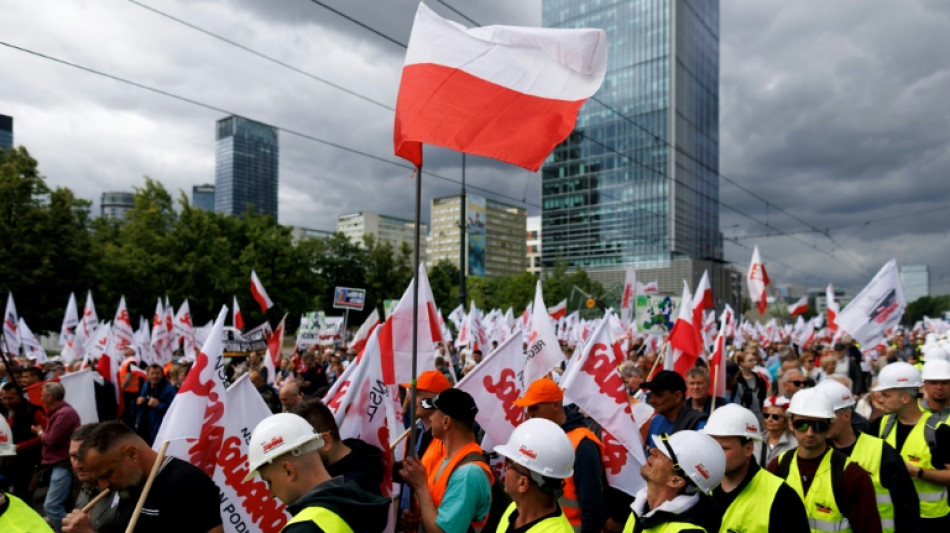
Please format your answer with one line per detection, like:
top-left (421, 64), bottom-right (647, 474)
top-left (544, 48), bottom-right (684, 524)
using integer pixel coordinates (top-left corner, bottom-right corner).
top-left (905, 295), bottom-right (950, 326)
top-left (428, 259), bottom-right (461, 312)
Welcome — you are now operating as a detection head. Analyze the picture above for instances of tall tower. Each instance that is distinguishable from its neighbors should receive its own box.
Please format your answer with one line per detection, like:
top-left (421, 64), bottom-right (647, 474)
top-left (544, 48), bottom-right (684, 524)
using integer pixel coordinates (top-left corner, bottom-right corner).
top-left (541, 0), bottom-right (722, 281)
top-left (214, 116), bottom-right (279, 221)
top-left (0, 114), bottom-right (12, 150)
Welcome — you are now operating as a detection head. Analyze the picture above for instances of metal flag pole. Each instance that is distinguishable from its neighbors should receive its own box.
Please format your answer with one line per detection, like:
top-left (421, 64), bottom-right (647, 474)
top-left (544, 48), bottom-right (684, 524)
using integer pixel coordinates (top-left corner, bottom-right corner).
top-left (409, 163), bottom-right (422, 457)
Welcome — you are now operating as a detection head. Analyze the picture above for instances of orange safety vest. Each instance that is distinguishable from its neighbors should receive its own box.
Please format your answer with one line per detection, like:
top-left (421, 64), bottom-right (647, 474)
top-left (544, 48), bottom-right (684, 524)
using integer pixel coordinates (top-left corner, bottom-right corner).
top-left (119, 360), bottom-right (144, 394)
top-left (559, 427), bottom-right (604, 529)
top-left (420, 436), bottom-right (444, 476)
top-left (427, 441), bottom-right (494, 530)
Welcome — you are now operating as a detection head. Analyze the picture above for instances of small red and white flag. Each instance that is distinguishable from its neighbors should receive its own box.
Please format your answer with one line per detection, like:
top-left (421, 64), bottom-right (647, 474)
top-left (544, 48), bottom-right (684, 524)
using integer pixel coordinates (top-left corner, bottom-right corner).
top-left (265, 314), bottom-right (287, 386)
top-left (747, 245), bottom-right (770, 314)
top-left (173, 299), bottom-right (197, 362)
top-left (826, 283), bottom-right (840, 332)
top-left (250, 269), bottom-right (274, 313)
top-left (378, 263), bottom-right (440, 386)
top-left (788, 296), bottom-right (808, 317)
top-left (112, 296), bottom-right (134, 350)
top-left (3, 293), bottom-right (19, 354)
top-left (547, 299), bottom-right (568, 321)
top-left (232, 295), bottom-right (245, 331)
top-left (524, 281), bottom-right (566, 385)
top-left (636, 280), bottom-right (659, 295)
top-left (348, 309), bottom-right (380, 356)
top-left (691, 271), bottom-right (714, 352)
top-left (394, 3), bottom-right (607, 171)
top-left (60, 292), bottom-right (79, 346)
top-left (620, 267), bottom-right (637, 328)
top-left (667, 281), bottom-right (700, 375)
top-left (708, 315), bottom-right (729, 399)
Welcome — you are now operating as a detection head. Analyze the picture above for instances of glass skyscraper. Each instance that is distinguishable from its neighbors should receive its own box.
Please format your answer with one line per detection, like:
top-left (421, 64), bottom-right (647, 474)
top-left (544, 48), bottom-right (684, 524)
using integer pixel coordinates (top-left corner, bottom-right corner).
top-left (541, 0), bottom-right (722, 273)
top-left (0, 114), bottom-right (13, 150)
top-left (215, 116), bottom-right (279, 221)
top-left (192, 184), bottom-right (215, 211)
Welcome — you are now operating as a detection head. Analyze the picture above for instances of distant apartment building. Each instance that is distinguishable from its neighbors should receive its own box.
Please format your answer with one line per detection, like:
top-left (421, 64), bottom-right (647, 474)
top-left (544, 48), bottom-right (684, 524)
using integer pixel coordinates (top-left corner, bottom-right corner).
top-left (192, 184), bottom-right (215, 211)
top-left (336, 211), bottom-right (426, 258)
top-left (101, 191), bottom-right (135, 220)
top-left (527, 216), bottom-right (541, 275)
top-left (901, 265), bottom-right (929, 303)
top-left (428, 195), bottom-right (527, 278)
top-left (0, 114), bottom-right (12, 150)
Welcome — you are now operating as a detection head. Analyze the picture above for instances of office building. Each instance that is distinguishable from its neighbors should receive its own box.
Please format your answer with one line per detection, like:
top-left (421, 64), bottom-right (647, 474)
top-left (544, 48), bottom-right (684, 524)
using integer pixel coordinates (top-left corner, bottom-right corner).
top-left (214, 116), bottom-right (279, 220)
top-left (900, 265), bottom-right (929, 303)
top-left (336, 211), bottom-right (426, 258)
top-left (428, 195), bottom-right (527, 278)
top-left (0, 114), bottom-right (12, 150)
top-left (290, 226), bottom-right (334, 244)
top-left (192, 184), bottom-right (215, 211)
top-left (527, 216), bottom-right (542, 275)
top-left (541, 1), bottom-right (727, 302)
top-left (101, 191), bottom-right (135, 221)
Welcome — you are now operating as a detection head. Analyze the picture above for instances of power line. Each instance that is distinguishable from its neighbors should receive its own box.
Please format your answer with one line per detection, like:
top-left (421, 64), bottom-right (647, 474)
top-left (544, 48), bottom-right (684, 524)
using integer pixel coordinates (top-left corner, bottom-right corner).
top-left (305, 0), bottom-right (407, 48)
top-left (0, 40), bottom-right (539, 210)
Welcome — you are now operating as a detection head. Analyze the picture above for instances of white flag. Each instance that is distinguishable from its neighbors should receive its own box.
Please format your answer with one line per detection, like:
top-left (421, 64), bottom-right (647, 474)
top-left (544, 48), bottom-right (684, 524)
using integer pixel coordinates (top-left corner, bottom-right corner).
top-left (456, 330), bottom-right (526, 446)
top-left (620, 266), bottom-right (636, 328)
top-left (60, 370), bottom-right (99, 424)
top-left (3, 293), bottom-right (19, 354)
top-left (112, 296), bottom-right (134, 349)
top-left (747, 245), bottom-right (770, 314)
top-left (837, 260), bottom-right (906, 349)
top-left (60, 292), bottom-right (79, 346)
top-left (524, 281), bottom-right (565, 385)
top-left (18, 318), bottom-right (46, 363)
top-left (173, 299), bottom-right (198, 362)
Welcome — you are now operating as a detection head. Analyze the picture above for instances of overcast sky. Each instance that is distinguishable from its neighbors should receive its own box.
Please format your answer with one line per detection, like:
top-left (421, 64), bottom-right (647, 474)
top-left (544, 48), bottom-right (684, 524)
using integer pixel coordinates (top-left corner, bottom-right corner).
top-left (1, 0), bottom-right (948, 296)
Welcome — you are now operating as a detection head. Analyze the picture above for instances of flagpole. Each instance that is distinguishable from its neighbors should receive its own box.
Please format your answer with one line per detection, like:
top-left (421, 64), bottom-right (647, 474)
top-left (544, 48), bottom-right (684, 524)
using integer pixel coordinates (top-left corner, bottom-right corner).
top-left (409, 163), bottom-right (422, 458)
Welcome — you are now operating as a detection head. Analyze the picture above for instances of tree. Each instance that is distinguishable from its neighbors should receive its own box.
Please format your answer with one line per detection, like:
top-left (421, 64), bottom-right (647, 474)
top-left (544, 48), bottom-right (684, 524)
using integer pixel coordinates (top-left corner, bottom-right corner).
top-left (428, 259), bottom-right (461, 312)
top-left (905, 295), bottom-right (950, 326)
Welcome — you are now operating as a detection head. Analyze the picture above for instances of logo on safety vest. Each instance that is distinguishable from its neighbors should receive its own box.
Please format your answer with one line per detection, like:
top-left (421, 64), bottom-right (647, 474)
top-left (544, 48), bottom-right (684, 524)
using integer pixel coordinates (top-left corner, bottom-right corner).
top-left (262, 436), bottom-right (285, 453)
top-left (815, 503), bottom-right (832, 514)
top-left (518, 445), bottom-right (538, 459)
top-left (694, 463), bottom-right (711, 479)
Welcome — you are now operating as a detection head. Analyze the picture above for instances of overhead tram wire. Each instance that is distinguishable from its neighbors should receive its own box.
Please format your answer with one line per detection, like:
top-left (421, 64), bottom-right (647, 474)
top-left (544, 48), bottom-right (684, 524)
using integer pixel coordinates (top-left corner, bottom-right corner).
top-left (727, 205), bottom-right (950, 242)
top-left (0, 41), bottom-right (538, 210)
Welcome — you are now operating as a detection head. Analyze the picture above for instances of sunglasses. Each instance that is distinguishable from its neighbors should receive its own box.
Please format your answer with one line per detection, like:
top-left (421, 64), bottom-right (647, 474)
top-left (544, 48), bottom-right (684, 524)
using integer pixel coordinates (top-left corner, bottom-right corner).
top-left (791, 419), bottom-right (830, 433)
top-left (763, 413), bottom-right (785, 421)
top-left (789, 380), bottom-right (811, 387)
top-left (503, 459), bottom-right (531, 478)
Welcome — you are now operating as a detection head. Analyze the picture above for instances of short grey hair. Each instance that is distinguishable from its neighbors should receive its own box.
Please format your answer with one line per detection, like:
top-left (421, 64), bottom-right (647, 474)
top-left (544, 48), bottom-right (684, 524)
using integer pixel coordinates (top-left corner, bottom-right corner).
top-left (619, 361), bottom-right (642, 379)
top-left (42, 381), bottom-right (66, 401)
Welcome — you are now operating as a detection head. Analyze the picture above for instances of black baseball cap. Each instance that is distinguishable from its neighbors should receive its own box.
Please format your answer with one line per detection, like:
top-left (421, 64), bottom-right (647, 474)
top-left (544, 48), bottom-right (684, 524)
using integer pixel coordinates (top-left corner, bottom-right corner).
top-left (640, 370), bottom-right (686, 394)
top-left (430, 388), bottom-right (478, 424)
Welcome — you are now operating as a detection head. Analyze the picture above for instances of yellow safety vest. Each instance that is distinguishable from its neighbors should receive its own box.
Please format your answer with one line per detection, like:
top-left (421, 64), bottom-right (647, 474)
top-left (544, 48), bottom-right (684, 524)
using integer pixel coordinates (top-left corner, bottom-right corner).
top-left (495, 502), bottom-right (574, 533)
top-left (621, 513), bottom-right (706, 533)
top-left (283, 506), bottom-right (353, 533)
top-left (719, 468), bottom-right (783, 533)
top-left (0, 492), bottom-right (53, 533)
top-left (779, 451), bottom-right (852, 533)
top-left (847, 433), bottom-right (895, 532)
top-left (878, 413), bottom-right (950, 519)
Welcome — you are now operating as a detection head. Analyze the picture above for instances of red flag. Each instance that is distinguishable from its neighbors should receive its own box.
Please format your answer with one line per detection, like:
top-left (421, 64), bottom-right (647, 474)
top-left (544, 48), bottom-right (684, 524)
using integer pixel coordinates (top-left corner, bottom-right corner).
top-left (265, 315), bottom-right (286, 386)
top-left (788, 296), bottom-right (808, 317)
top-left (250, 270), bottom-right (273, 313)
top-left (232, 295), bottom-right (244, 331)
top-left (393, 3), bottom-right (607, 171)
top-left (708, 320), bottom-right (727, 398)
top-left (667, 282), bottom-right (699, 375)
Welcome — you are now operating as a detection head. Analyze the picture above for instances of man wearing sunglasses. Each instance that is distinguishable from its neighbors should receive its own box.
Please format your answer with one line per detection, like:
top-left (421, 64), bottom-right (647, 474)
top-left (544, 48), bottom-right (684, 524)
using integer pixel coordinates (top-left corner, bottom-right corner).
top-left (768, 388), bottom-right (882, 533)
top-left (780, 369), bottom-right (811, 400)
top-left (705, 404), bottom-right (809, 533)
top-left (817, 378), bottom-right (919, 533)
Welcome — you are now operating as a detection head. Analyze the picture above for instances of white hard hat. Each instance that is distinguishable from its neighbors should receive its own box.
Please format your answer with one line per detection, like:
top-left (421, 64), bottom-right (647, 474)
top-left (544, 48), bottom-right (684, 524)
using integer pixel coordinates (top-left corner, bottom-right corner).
top-left (651, 430), bottom-right (726, 493)
top-left (0, 415), bottom-right (15, 457)
top-left (872, 362), bottom-right (923, 392)
top-left (703, 404), bottom-right (762, 441)
top-left (922, 344), bottom-right (950, 362)
top-left (922, 359), bottom-right (950, 381)
top-left (494, 418), bottom-right (574, 479)
top-left (787, 388), bottom-right (835, 420)
top-left (816, 379), bottom-right (856, 411)
top-left (924, 333), bottom-right (938, 345)
top-left (244, 413), bottom-right (324, 482)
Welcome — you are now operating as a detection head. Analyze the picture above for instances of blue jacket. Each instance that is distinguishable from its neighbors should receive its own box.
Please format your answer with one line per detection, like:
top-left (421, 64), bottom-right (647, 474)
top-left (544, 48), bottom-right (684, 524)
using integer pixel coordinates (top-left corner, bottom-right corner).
top-left (134, 379), bottom-right (177, 445)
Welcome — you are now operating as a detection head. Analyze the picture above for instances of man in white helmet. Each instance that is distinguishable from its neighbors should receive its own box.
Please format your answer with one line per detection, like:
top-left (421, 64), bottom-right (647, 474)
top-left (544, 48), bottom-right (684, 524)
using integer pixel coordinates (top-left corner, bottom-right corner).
top-left (767, 388), bottom-right (882, 533)
top-left (704, 404), bottom-right (809, 532)
top-left (920, 359), bottom-right (950, 422)
top-left (245, 413), bottom-right (390, 533)
top-left (623, 430), bottom-right (724, 532)
top-left (869, 362), bottom-right (950, 527)
top-left (817, 378), bottom-right (919, 532)
top-left (493, 418), bottom-right (575, 532)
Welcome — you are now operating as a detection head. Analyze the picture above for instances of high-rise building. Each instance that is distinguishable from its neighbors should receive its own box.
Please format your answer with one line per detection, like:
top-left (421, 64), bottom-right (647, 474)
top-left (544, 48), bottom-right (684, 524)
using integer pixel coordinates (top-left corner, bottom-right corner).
top-left (214, 116), bottom-right (279, 221)
top-left (900, 265), bottom-right (930, 303)
top-left (0, 114), bottom-right (12, 150)
top-left (527, 216), bottom-right (542, 275)
top-left (101, 191), bottom-right (135, 221)
top-left (428, 195), bottom-right (527, 278)
top-left (541, 1), bottom-right (724, 296)
top-left (336, 211), bottom-right (427, 259)
top-left (192, 184), bottom-right (215, 211)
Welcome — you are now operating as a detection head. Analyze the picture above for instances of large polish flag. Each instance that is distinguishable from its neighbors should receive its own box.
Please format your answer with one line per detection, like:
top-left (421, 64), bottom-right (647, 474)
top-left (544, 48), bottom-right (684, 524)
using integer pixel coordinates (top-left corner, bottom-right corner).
top-left (394, 2), bottom-right (607, 171)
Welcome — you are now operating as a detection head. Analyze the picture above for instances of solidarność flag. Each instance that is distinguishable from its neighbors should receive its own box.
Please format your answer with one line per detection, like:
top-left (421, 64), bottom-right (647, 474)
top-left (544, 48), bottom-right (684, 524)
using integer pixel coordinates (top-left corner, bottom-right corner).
top-left (394, 2), bottom-right (607, 171)
top-left (747, 245), bottom-right (770, 314)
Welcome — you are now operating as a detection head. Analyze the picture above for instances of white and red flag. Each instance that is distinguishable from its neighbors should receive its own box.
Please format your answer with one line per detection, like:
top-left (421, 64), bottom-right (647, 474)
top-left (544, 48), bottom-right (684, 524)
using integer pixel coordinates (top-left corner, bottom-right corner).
top-left (456, 330), bottom-right (526, 446)
top-left (826, 284), bottom-right (840, 332)
top-left (265, 315), bottom-right (287, 386)
top-left (547, 299), bottom-right (568, 321)
top-left (174, 299), bottom-right (198, 362)
top-left (788, 296), bottom-right (808, 317)
top-left (620, 267), bottom-right (637, 328)
top-left (150, 298), bottom-right (172, 366)
top-left (250, 269), bottom-right (274, 313)
top-left (77, 291), bottom-right (99, 350)
top-left (692, 271), bottom-right (714, 352)
top-left (708, 314), bottom-right (729, 399)
top-left (636, 280), bottom-right (659, 295)
top-left (837, 259), bottom-right (906, 349)
top-left (524, 281), bottom-right (566, 386)
top-left (3, 293), bottom-right (19, 354)
top-left (18, 318), bottom-right (46, 363)
top-left (60, 292), bottom-right (79, 346)
top-left (378, 263), bottom-right (440, 386)
top-left (232, 295), bottom-right (244, 331)
top-left (112, 296), bottom-right (134, 350)
top-left (667, 281), bottom-right (700, 375)
top-left (747, 245), bottom-right (770, 314)
top-left (349, 309), bottom-right (380, 356)
top-left (393, 2), bottom-right (607, 171)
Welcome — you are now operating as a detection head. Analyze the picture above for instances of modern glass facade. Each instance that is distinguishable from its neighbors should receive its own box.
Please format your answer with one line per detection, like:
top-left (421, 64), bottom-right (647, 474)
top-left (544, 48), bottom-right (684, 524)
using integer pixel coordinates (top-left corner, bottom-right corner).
top-left (101, 191), bottom-right (135, 220)
top-left (0, 114), bottom-right (12, 150)
top-left (541, 0), bottom-right (721, 272)
top-left (214, 116), bottom-right (279, 221)
top-left (192, 184), bottom-right (215, 211)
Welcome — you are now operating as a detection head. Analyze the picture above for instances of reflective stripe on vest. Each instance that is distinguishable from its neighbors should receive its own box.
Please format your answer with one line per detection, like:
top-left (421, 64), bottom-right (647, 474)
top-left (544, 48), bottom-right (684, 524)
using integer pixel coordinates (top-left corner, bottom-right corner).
top-left (558, 427), bottom-right (604, 531)
top-left (780, 451), bottom-right (852, 533)
top-left (284, 506), bottom-right (353, 533)
top-left (428, 441), bottom-right (494, 530)
top-left (878, 413), bottom-right (950, 519)
top-left (720, 468), bottom-right (783, 533)
top-left (495, 502), bottom-right (574, 533)
top-left (621, 512), bottom-right (707, 533)
top-left (847, 433), bottom-right (894, 533)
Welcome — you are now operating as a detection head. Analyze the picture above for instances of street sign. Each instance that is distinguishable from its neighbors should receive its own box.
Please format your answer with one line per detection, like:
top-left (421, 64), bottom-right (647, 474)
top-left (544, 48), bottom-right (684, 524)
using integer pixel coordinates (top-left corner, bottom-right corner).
top-left (333, 287), bottom-right (366, 311)
top-left (586, 298), bottom-right (596, 309)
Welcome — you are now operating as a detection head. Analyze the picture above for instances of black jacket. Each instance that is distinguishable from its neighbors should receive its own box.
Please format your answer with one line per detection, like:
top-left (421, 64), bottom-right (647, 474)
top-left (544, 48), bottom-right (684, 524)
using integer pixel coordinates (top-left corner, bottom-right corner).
top-left (629, 493), bottom-right (720, 533)
top-left (284, 477), bottom-right (391, 533)
top-left (326, 438), bottom-right (384, 496)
